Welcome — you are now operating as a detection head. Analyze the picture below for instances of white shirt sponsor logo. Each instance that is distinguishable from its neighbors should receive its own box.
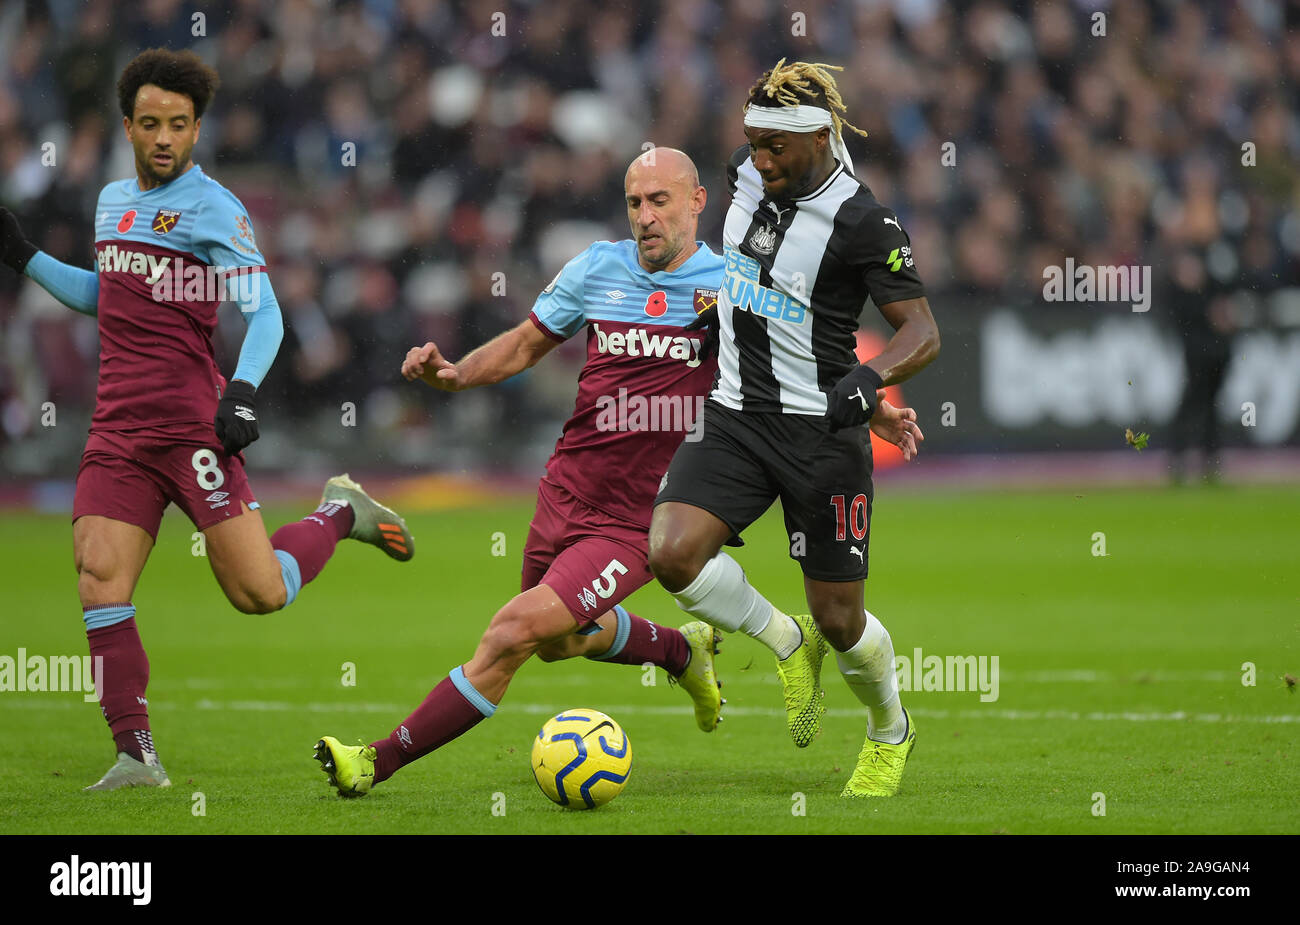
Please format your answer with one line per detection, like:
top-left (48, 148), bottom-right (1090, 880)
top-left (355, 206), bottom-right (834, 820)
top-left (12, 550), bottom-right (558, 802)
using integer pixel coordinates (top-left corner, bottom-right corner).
top-left (96, 243), bottom-right (172, 284)
top-left (592, 322), bottom-right (704, 368)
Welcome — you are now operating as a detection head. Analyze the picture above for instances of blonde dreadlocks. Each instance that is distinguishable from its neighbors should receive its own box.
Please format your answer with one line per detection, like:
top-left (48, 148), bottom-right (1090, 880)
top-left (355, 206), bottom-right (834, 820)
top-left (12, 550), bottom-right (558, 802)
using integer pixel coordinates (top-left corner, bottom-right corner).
top-left (746, 59), bottom-right (868, 140)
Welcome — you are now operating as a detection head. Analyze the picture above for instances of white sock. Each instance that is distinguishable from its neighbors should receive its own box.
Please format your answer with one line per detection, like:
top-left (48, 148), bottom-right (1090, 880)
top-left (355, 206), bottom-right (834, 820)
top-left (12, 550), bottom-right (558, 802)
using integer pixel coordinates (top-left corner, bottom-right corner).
top-left (836, 610), bottom-right (906, 744)
top-left (672, 553), bottom-right (801, 659)
top-left (751, 606), bottom-right (802, 660)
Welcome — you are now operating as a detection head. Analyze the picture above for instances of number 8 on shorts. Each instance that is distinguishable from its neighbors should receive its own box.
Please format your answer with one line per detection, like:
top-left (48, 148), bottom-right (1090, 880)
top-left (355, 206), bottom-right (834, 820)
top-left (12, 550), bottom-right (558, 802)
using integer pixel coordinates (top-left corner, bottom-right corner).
top-left (191, 448), bottom-right (226, 491)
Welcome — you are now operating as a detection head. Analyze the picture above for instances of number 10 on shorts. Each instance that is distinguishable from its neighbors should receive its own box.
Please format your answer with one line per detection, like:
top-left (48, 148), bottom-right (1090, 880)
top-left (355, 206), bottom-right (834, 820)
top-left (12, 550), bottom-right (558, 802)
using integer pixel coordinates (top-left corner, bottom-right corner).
top-left (830, 493), bottom-right (868, 541)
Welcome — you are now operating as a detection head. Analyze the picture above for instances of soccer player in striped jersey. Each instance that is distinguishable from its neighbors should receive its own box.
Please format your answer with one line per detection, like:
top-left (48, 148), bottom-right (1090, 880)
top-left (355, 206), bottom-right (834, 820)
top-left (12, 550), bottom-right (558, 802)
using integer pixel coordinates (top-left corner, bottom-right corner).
top-left (0, 49), bottom-right (415, 790)
top-left (649, 61), bottom-right (940, 797)
top-left (313, 148), bottom-right (729, 797)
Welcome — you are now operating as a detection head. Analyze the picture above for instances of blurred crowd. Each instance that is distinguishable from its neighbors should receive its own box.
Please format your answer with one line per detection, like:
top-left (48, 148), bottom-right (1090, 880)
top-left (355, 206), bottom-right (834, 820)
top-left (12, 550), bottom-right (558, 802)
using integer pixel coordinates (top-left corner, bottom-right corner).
top-left (1, 0), bottom-right (1297, 475)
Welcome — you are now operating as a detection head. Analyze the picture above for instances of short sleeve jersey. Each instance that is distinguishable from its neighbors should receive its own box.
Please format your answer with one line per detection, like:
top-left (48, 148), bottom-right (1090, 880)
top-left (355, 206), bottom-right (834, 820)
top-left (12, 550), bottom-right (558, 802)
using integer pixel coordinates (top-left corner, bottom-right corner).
top-left (90, 164), bottom-right (267, 440)
top-left (529, 239), bottom-right (723, 528)
top-left (712, 144), bottom-right (926, 415)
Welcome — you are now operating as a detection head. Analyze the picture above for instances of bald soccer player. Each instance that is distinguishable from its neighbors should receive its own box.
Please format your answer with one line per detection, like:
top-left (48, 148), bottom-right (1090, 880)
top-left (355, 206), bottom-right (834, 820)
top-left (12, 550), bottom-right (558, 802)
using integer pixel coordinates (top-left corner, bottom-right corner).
top-left (313, 148), bottom-right (727, 796)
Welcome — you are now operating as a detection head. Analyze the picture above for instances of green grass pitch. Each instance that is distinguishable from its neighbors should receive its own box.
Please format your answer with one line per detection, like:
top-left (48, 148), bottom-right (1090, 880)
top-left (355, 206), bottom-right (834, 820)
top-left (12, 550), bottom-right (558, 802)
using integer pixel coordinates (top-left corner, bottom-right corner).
top-left (1, 483), bottom-right (1296, 834)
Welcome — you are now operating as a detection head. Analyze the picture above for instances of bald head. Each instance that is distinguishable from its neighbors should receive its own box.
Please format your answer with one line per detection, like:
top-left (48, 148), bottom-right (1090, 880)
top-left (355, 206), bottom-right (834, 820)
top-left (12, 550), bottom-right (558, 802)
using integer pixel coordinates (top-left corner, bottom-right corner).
top-left (625, 146), bottom-right (699, 190)
top-left (624, 147), bottom-right (707, 273)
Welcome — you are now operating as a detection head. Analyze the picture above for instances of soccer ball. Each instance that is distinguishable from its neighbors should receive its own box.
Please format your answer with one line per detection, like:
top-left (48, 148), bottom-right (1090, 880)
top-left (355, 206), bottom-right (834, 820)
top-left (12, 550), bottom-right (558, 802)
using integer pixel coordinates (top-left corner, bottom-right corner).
top-left (531, 708), bottom-right (632, 809)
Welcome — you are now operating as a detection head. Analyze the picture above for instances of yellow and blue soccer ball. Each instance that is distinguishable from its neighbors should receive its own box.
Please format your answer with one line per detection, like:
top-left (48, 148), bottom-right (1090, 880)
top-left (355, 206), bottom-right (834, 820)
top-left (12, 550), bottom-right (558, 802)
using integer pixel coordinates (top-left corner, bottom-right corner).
top-left (531, 709), bottom-right (632, 809)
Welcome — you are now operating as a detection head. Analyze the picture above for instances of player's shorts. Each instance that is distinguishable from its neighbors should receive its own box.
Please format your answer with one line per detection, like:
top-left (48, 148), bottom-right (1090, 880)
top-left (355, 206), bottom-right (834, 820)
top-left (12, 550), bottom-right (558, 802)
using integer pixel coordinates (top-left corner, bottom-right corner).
top-left (521, 478), bottom-right (654, 627)
top-left (654, 400), bottom-right (874, 582)
top-left (73, 430), bottom-right (259, 540)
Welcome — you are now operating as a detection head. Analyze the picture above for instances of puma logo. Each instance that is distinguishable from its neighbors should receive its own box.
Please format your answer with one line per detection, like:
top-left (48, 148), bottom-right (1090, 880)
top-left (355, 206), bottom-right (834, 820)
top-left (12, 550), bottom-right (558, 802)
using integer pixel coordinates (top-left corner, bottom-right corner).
top-left (883, 216), bottom-right (901, 231)
top-left (849, 545), bottom-right (864, 563)
top-left (849, 387), bottom-right (869, 410)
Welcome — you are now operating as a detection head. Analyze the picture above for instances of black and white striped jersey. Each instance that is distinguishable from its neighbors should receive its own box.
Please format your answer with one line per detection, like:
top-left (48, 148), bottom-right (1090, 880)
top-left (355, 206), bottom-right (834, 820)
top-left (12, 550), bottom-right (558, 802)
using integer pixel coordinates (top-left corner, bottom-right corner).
top-left (711, 144), bottom-right (926, 415)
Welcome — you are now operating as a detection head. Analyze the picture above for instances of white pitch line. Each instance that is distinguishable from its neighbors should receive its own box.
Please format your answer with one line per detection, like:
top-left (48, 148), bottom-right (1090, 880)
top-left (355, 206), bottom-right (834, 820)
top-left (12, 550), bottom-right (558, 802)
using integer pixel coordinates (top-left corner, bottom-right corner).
top-left (128, 669), bottom-right (1236, 692)
top-left (5, 697), bottom-right (1296, 724)
top-left (510, 669), bottom-right (1240, 685)
top-left (997, 670), bottom-right (1235, 683)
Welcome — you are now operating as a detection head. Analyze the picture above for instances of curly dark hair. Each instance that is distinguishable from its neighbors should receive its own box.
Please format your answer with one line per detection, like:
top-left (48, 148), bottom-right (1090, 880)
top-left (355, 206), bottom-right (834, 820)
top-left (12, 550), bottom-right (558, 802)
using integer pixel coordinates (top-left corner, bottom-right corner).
top-left (117, 48), bottom-right (220, 120)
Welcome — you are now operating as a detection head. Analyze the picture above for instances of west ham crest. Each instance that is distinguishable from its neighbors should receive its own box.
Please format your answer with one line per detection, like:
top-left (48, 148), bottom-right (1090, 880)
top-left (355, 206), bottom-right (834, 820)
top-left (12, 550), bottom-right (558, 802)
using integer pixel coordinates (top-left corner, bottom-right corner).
top-left (152, 209), bottom-right (182, 234)
top-left (693, 288), bottom-right (718, 315)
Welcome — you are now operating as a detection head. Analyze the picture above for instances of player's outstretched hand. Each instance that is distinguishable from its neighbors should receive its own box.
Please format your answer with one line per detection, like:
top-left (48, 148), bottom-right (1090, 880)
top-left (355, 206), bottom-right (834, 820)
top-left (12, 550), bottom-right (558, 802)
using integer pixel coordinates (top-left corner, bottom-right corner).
top-left (0, 208), bottom-right (38, 274)
top-left (402, 341), bottom-right (461, 390)
top-left (870, 393), bottom-right (925, 462)
top-left (214, 379), bottom-right (259, 456)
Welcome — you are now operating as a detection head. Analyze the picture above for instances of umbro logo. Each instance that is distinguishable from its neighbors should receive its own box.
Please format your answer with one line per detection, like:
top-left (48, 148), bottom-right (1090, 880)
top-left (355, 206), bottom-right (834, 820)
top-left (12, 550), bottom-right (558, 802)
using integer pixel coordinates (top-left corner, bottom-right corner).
top-left (605, 289), bottom-right (626, 302)
top-left (580, 587), bottom-right (598, 611)
top-left (398, 725), bottom-right (412, 747)
top-left (234, 408), bottom-right (256, 421)
top-left (205, 491), bottom-right (229, 503)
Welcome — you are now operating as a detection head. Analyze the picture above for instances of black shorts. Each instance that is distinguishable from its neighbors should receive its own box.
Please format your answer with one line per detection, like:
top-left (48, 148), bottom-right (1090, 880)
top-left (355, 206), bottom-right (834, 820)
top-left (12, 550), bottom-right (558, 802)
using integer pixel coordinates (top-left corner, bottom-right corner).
top-left (654, 400), bottom-right (874, 581)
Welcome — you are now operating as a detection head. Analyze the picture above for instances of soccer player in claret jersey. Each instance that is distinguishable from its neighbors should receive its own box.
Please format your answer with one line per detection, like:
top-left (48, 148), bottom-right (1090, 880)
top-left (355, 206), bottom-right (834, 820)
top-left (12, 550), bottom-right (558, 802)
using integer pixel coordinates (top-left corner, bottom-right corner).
top-left (0, 49), bottom-right (415, 790)
top-left (313, 148), bottom-right (728, 796)
top-left (649, 61), bottom-right (940, 797)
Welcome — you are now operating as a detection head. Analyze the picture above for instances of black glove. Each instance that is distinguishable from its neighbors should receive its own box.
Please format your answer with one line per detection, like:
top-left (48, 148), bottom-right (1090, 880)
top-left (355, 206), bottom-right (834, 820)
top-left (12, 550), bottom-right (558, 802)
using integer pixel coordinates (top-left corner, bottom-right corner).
top-left (825, 364), bottom-right (884, 432)
top-left (685, 305), bottom-right (719, 362)
top-left (214, 379), bottom-right (259, 455)
top-left (0, 208), bottom-right (38, 274)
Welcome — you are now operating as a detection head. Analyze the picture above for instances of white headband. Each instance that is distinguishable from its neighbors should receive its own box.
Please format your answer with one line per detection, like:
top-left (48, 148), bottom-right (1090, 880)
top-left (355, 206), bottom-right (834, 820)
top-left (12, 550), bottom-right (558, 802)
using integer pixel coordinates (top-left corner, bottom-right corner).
top-left (743, 103), bottom-right (854, 176)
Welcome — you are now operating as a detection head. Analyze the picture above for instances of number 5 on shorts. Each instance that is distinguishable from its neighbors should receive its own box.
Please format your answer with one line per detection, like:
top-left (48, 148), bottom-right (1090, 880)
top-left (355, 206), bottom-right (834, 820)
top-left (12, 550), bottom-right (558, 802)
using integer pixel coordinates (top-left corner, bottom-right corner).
top-left (191, 448), bottom-right (226, 491)
top-left (594, 559), bottom-right (628, 599)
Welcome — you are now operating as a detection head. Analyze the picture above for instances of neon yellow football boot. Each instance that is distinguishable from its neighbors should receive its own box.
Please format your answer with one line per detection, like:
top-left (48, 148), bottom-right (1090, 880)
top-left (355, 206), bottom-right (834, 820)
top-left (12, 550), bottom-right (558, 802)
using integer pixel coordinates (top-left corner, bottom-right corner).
top-left (668, 621), bottom-right (725, 732)
top-left (314, 736), bottom-right (376, 797)
top-left (776, 613), bottom-right (828, 748)
top-left (841, 709), bottom-right (916, 797)
top-left (321, 474), bottom-right (414, 561)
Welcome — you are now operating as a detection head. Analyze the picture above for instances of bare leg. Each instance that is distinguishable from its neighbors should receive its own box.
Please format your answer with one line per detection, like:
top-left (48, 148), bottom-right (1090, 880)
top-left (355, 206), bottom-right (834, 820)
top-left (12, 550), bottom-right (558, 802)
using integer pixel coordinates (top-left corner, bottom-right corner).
top-left (204, 502), bottom-right (287, 613)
